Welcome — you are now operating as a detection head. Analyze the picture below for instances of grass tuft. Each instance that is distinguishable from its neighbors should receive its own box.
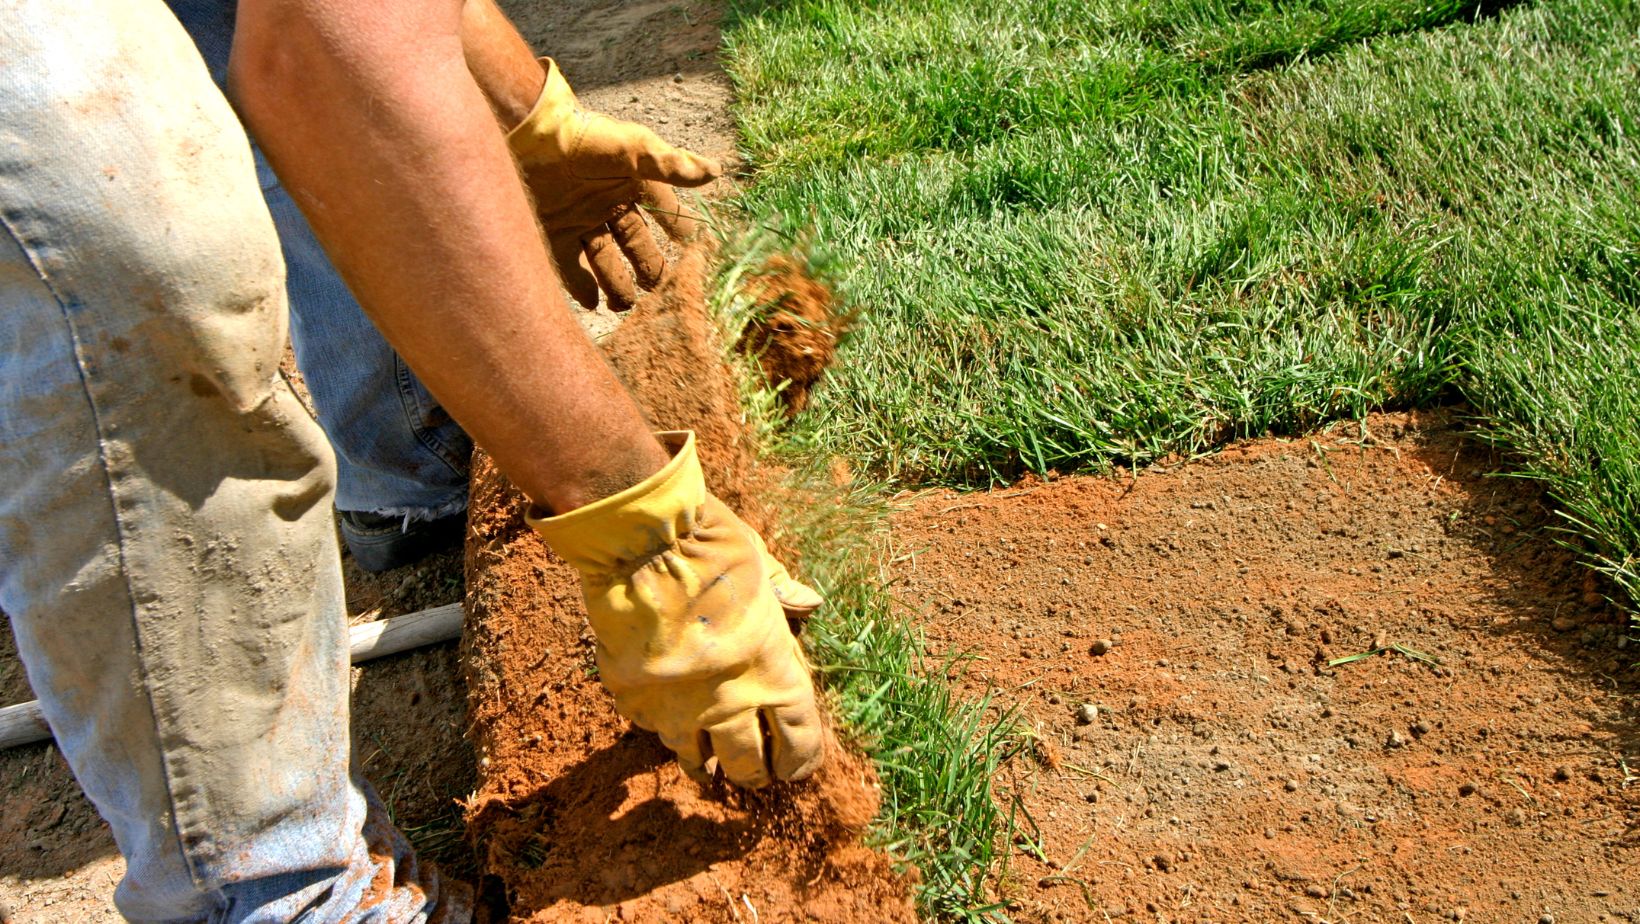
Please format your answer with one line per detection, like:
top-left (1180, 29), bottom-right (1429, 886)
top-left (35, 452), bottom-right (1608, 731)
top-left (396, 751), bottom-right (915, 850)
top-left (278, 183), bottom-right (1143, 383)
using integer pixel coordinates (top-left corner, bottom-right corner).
top-left (708, 227), bottom-right (1023, 920)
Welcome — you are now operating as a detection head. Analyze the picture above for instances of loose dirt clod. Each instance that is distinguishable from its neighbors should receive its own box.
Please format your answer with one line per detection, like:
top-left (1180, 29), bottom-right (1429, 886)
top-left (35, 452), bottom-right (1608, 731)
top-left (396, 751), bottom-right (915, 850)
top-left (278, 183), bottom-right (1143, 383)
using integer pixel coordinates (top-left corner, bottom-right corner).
top-left (461, 247), bottom-right (914, 923)
top-left (737, 255), bottom-right (845, 416)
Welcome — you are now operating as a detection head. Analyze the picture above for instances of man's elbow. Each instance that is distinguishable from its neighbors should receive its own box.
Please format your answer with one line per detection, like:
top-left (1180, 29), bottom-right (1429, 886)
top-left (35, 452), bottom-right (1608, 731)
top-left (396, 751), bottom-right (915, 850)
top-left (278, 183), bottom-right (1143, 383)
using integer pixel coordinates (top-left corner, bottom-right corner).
top-left (225, 12), bottom-right (310, 133)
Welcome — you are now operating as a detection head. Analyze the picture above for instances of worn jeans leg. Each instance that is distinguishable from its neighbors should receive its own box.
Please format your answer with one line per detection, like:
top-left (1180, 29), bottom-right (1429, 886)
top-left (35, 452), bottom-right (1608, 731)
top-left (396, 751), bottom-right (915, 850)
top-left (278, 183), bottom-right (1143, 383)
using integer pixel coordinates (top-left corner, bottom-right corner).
top-left (166, 0), bottom-right (474, 523)
top-left (0, 3), bottom-right (468, 922)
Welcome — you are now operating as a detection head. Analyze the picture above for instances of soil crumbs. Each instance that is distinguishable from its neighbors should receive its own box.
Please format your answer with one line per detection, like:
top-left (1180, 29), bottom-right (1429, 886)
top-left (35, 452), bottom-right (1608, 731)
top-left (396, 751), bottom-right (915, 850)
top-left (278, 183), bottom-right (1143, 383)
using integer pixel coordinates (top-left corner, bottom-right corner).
top-left (894, 410), bottom-right (1639, 923)
top-left (460, 248), bottom-right (913, 924)
top-left (738, 255), bottom-right (845, 417)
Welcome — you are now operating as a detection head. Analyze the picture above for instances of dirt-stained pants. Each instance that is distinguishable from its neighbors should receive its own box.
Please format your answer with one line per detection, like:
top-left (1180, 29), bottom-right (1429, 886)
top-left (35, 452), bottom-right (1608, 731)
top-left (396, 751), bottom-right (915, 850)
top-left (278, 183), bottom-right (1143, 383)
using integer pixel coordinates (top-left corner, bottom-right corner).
top-left (0, 2), bottom-right (468, 921)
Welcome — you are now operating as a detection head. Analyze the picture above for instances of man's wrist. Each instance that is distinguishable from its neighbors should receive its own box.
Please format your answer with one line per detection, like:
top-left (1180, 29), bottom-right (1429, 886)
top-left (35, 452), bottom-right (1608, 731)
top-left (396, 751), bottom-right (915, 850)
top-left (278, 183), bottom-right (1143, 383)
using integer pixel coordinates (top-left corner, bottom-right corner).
top-left (461, 0), bottom-right (547, 129)
top-left (533, 433), bottom-right (671, 516)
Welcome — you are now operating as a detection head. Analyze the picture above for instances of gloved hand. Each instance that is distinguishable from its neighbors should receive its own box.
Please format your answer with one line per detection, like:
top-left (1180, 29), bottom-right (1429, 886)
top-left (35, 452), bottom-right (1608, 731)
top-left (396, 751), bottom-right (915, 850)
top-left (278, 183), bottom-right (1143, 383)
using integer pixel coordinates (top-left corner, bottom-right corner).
top-left (507, 59), bottom-right (721, 311)
top-left (527, 431), bottom-right (825, 787)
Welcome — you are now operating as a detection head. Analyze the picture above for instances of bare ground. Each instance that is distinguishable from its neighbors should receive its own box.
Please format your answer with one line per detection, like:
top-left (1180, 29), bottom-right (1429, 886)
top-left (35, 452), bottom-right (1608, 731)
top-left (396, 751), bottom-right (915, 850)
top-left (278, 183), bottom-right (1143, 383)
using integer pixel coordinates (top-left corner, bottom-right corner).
top-left (893, 410), bottom-right (1639, 923)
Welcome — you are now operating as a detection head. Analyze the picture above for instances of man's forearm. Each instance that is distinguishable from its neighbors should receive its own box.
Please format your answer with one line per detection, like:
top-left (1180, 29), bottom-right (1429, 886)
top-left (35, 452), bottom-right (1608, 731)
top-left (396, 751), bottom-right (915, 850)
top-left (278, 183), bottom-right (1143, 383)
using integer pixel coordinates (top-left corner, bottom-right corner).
top-left (460, 0), bottom-right (545, 128)
top-left (229, 0), bottom-right (668, 513)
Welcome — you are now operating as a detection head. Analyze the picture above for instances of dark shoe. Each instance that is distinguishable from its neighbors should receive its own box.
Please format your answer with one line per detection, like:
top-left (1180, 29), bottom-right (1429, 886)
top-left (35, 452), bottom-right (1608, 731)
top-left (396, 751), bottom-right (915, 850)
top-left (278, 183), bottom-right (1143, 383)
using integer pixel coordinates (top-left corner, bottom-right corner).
top-left (338, 508), bottom-right (466, 573)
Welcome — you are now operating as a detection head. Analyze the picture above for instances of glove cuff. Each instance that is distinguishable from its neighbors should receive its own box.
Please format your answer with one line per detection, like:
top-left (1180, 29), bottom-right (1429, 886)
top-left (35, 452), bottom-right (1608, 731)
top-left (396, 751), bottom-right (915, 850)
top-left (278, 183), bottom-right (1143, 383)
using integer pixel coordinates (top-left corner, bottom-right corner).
top-left (505, 57), bottom-right (579, 163)
top-left (526, 431), bottom-right (702, 574)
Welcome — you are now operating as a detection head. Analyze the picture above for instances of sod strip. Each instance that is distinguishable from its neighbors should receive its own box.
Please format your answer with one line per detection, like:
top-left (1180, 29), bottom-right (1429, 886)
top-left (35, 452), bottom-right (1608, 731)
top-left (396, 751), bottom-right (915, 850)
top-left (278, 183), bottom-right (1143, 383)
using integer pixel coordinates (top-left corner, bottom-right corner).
top-left (710, 236), bottom-right (1022, 921)
top-left (722, 0), bottom-right (1640, 610)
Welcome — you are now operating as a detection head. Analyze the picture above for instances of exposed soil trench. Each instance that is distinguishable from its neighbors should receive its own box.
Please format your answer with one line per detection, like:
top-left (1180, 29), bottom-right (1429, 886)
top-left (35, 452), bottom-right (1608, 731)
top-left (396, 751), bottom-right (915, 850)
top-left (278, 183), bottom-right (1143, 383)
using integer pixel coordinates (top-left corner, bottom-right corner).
top-left (894, 411), bottom-right (1640, 923)
top-left (460, 250), bottom-right (914, 923)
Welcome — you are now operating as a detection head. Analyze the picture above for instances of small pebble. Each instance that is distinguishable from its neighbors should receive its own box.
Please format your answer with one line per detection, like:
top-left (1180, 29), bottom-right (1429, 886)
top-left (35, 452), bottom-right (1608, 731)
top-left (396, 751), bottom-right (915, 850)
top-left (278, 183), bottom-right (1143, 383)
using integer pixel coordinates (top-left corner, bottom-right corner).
top-left (672, 72), bottom-right (684, 83)
top-left (1305, 884), bottom-right (1327, 899)
top-left (1459, 781), bottom-right (1477, 797)
top-left (1090, 639), bottom-right (1113, 656)
top-left (1385, 729), bottom-right (1406, 749)
top-left (1284, 779), bottom-right (1299, 792)
top-left (1553, 766), bottom-right (1571, 782)
top-left (1076, 703), bottom-right (1099, 725)
top-left (1539, 914), bottom-right (1555, 924)
top-left (1411, 720), bottom-right (1432, 737)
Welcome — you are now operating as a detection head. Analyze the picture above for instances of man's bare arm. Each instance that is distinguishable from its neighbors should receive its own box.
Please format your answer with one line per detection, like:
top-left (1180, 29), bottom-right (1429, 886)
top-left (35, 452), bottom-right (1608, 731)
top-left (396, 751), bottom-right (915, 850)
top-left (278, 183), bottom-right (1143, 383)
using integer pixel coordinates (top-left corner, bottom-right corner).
top-left (229, 0), bottom-right (668, 513)
top-left (460, 0), bottom-right (545, 128)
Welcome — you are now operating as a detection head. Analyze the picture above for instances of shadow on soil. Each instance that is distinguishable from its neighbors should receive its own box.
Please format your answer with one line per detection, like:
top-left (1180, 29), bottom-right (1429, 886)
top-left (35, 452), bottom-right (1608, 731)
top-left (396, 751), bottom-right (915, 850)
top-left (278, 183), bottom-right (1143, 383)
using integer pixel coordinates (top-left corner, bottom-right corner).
top-left (1405, 429), bottom-right (1640, 790)
top-left (468, 730), bottom-right (770, 916)
top-left (499, 0), bottom-right (727, 94)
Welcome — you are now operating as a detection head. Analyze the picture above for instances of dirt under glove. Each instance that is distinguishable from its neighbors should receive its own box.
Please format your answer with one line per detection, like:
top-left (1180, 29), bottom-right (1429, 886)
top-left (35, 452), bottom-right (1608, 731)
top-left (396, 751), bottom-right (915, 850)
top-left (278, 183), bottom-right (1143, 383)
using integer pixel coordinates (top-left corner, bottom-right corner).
top-left (507, 58), bottom-right (721, 312)
top-left (527, 431), bottom-right (825, 788)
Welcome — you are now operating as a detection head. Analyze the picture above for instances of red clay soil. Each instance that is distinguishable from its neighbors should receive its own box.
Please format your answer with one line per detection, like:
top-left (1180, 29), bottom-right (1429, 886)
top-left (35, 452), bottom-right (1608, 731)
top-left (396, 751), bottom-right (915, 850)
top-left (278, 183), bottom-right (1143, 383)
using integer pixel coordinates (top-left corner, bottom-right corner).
top-left (460, 249), bottom-right (914, 924)
top-left (894, 410), bottom-right (1640, 923)
top-left (737, 255), bottom-right (846, 417)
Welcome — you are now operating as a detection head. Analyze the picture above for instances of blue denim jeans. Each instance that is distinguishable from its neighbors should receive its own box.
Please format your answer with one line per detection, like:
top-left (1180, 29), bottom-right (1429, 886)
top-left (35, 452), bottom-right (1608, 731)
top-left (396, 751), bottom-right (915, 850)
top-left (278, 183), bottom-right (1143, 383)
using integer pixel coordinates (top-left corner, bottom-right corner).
top-left (0, 2), bottom-right (468, 920)
top-left (170, 0), bottom-right (473, 523)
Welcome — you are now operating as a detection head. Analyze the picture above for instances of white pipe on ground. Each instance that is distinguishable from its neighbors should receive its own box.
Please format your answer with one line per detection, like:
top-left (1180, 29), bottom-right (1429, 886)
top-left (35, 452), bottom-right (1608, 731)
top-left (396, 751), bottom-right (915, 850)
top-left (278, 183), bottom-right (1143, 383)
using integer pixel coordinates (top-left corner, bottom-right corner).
top-left (0, 602), bottom-right (465, 752)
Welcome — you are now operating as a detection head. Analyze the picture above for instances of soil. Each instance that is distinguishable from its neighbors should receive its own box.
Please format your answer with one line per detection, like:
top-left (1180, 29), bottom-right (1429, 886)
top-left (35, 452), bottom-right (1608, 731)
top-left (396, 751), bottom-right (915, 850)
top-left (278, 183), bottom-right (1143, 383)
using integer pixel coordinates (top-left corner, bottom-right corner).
top-left (460, 247), bottom-right (915, 923)
top-left (738, 256), bottom-right (846, 416)
top-left (893, 410), bottom-right (1640, 923)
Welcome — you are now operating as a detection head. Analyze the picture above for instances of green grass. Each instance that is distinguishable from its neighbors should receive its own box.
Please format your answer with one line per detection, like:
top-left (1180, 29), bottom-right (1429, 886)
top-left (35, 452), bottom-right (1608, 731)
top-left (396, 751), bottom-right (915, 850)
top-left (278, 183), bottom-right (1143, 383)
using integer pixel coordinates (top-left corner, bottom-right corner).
top-left (715, 0), bottom-right (1640, 915)
top-left (723, 0), bottom-right (1640, 594)
top-left (777, 480), bottom-right (1020, 920)
top-left (711, 236), bottom-right (1021, 920)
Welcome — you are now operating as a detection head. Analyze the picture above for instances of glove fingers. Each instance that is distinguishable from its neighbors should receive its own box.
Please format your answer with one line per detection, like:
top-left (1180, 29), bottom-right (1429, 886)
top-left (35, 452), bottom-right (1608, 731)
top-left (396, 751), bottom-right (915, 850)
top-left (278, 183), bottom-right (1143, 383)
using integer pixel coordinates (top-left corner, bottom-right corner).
top-left (549, 232), bottom-right (601, 309)
top-left (609, 204), bottom-right (666, 289)
top-left (761, 548), bottom-right (824, 620)
top-left (583, 226), bottom-right (640, 312)
top-left (620, 122), bottom-right (721, 187)
top-left (766, 701), bottom-right (826, 782)
top-left (578, 116), bottom-right (721, 187)
top-left (640, 182), bottom-right (703, 244)
top-left (708, 712), bottom-right (774, 789)
top-left (641, 146), bottom-right (721, 187)
top-left (661, 727), bottom-right (713, 785)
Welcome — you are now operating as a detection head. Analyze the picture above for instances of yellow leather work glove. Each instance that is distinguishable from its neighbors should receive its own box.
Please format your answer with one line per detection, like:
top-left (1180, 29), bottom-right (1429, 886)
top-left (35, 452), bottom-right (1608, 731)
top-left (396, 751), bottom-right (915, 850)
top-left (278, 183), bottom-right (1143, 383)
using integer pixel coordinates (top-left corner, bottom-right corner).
top-left (527, 432), bottom-right (825, 787)
top-left (507, 59), bottom-right (721, 312)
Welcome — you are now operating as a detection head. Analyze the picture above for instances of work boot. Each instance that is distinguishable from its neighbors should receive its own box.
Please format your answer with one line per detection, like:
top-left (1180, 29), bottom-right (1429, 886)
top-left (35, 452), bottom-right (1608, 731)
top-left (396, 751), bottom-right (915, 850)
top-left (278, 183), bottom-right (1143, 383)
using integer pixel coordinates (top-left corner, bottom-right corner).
top-left (337, 508), bottom-right (466, 572)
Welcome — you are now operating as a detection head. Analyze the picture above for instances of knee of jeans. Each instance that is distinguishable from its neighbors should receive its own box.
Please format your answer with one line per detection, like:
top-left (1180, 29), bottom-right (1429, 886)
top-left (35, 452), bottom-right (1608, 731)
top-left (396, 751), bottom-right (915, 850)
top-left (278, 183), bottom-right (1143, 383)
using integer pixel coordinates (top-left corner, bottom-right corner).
top-left (28, 19), bottom-right (295, 414)
top-left (113, 185), bottom-right (291, 418)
